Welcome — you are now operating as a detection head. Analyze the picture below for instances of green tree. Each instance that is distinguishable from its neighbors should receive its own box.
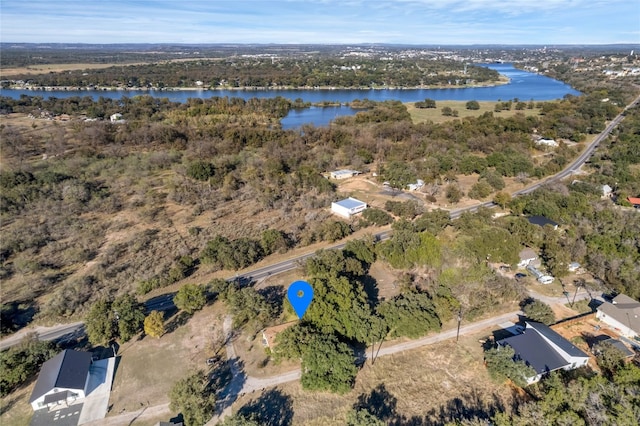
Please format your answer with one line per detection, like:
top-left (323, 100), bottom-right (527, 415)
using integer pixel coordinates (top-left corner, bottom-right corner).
top-left (484, 345), bottom-right (536, 388)
top-left (174, 284), bottom-right (206, 314)
top-left (169, 370), bottom-right (216, 426)
top-left (378, 291), bottom-right (441, 338)
top-left (260, 229), bottom-right (289, 255)
top-left (595, 340), bottom-right (626, 376)
top-left (305, 275), bottom-right (372, 342)
top-left (85, 298), bottom-right (116, 346)
top-left (522, 299), bottom-right (555, 325)
top-left (493, 192), bottom-right (511, 210)
top-left (0, 334), bottom-right (58, 397)
top-left (445, 184), bottom-right (463, 203)
top-left (300, 333), bottom-right (358, 394)
top-left (361, 208), bottom-right (393, 226)
top-left (144, 310), bottom-right (165, 339)
top-left (346, 409), bottom-right (385, 426)
top-left (465, 100), bottom-right (480, 110)
top-left (468, 181), bottom-right (493, 200)
top-left (441, 106), bottom-right (454, 116)
top-left (112, 293), bottom-right (145, 342)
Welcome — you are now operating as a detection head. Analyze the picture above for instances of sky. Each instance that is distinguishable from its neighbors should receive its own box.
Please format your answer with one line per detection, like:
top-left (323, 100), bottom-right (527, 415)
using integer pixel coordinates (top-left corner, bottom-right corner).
top-left (1, 0), bottom-right (638, 45)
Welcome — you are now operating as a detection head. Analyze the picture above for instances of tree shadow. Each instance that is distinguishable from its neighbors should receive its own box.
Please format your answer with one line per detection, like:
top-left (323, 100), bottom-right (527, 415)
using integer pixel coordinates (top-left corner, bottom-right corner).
top-left (164, 311), bottom-right (192, 335)
top-left (359, 274), bottom-right (380, 306)
top-left (214, 356), bottom-right (247, 415)
top-left (423, 390), bottom-right (507, 426)
top-left (0, 301), bottom-right (37, 336)
top-left (237, 387), bottom-right (295, 426)
top-left (354, 383), bottom-right (398, 422)
top-left (257, 286), bottom-right (286, 318)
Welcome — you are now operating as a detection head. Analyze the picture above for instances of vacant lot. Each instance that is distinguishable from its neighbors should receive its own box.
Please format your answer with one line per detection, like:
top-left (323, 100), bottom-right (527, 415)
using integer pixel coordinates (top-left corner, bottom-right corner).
top-left (227, 330), bottom-right (516, 425)
top-left (107, 301), bottom-right (226, 416)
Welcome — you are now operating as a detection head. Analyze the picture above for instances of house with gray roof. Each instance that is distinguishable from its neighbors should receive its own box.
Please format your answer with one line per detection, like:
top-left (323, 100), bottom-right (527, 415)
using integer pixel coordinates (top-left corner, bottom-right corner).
top-left (498, 321), bottom-right (589, 384)
top-left (596, 294), bottom-right (640, 338)
top-left (29, 349), bottom-right (92, 410)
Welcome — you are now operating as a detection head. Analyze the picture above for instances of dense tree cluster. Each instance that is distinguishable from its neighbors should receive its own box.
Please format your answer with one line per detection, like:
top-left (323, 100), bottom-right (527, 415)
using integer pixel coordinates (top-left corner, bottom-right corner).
top-left (85, 294), bottom-right (146, 345)
top-left (5, 58), bottom-right (499, 89)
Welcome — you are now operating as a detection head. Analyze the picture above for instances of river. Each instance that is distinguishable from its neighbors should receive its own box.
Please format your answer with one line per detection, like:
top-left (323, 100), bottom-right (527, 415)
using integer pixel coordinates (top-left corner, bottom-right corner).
top-left (1, 64), bottom-right (579, 129)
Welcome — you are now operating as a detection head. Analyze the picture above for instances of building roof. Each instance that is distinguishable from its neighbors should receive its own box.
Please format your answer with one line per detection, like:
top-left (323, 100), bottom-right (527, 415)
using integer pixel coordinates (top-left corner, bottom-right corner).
top-left (333, 197), bottom-right (366, 210)
top-left (527, 215), bottom-right (559, 228)
top-left (29, 350), bottom-right (92, 403)
top-left (499, 330), bottom-right (568, 374)
top-left (530, 321), bottom-right (588, 358)
top-left (627, 197), bottom-right (640, 205)
top-left (331, 169), bottom-right (358, 177)
top-left (262, 322), bottom-right (297, 349)
top-left (519, 248), bottom-right (537, 260)
top-left (597, 294), bottom-right (640, 334)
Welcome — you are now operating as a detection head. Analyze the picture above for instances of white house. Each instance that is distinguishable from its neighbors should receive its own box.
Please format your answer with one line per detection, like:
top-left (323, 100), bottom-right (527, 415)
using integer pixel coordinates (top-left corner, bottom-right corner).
top-left (29, 350), bottom-right (92, 410)
top-left (518, 248), bottom-right (537, 268)
top-left (331, 197), bottom-right (367, 218)
top-left (536, 138), bottom-right (559, 148)
top-left (596, 294), bottom-right (640, 338)
top-left (498, 321), bottom-right (590, 384)
top-left (109, 113), bottom-right (123, 122)
top-left (329, 169), bottom-right (359, 180)
top-left (407, 179), bottom-right (425, 191)
top-left (601, 184), bottom-right (613, 198)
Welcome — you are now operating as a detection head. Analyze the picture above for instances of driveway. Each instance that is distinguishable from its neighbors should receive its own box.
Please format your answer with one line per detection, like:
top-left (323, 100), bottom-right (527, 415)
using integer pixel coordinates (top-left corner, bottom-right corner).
top-left (30, 403), bottom-right (83, 426)
top-left (78, 357), bottom-right (116, 425)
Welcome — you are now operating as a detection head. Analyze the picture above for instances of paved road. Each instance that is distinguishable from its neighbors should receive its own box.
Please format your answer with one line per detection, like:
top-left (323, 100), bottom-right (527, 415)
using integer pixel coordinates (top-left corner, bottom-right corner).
top-left (0, 321), bottom-right (85, 351)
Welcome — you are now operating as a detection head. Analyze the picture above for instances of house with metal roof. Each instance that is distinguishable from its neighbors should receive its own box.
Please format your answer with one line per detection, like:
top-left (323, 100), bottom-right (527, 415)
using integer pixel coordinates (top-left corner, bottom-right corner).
top-left (331, 197), bottom-right (367, 218)
top-left (498, 321), bottom-right (589, 384)
top-left (596, 294), bottom-right (640, 338)
top-left (329, 169), bottom-right (359, 179)
top-left (29, 349), bottom-right (92, 410)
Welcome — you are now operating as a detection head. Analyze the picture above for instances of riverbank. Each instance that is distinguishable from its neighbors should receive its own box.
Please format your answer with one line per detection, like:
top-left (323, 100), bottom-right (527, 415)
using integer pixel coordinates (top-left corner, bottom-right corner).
top-left (0, 76), bottom-right (509, 93)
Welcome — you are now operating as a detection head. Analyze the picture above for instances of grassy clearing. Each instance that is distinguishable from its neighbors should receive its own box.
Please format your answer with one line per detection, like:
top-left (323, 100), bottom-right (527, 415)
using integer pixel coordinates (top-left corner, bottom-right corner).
top-left (107, 301), bottom-right (226, 416)
top-left (228, 332), bottom-right (514, 425)
top-left (407, 100), bottom-right (541, 124)
top-left (0, 384), bottom-right (33, 426)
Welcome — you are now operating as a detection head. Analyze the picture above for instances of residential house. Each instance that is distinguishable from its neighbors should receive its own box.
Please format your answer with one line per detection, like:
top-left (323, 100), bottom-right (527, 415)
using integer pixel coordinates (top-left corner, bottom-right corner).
top-left (535, 138), bottom-right (559, 148)
top-left (596, 294), bottom-right (640, 338)
top-left (498, 321), bottom-right (590, 384)
top-left (527, 215), bottom-right (559, 230)
top-left (407, 179), bottom-right (425, 191)
top-left (109, 113), bottom-right (123, 122)
top-left (29, 350), bottom-right (92, 410)
top-left (627, 197), bottom-right (640, 208)
top-left (331, 197), bottom-right (367, 218)
top-left (568, 262), bottom-right (581, 273)
top-left (261, 322), bottom-right (297, 349)
top-left (329, 169), bottom-right (359, 179)
top-left (601, 184), bottom-right (613, 198)
top-left (518, 248), bottom-right (538, 268)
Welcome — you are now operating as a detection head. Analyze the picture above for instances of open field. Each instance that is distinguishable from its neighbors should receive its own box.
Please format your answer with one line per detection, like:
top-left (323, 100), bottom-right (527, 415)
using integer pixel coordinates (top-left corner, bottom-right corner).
top-left (407, 100), bottom-right (542, 124)
top-left (226, 330), bottom-right (518, 425)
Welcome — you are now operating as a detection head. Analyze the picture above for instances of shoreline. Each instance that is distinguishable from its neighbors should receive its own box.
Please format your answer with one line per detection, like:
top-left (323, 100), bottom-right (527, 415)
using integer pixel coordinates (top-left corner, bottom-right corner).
top-left (0, 78), bottom-right (510, 94)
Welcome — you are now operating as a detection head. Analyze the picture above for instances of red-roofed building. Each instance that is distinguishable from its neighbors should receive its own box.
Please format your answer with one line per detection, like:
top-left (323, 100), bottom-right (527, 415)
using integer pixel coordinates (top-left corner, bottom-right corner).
top-left (627, 197), bottom-right (640, 207)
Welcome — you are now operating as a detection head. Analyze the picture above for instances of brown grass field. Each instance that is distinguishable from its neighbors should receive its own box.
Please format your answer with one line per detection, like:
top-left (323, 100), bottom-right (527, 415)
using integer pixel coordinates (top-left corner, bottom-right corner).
top-left (228, 330), bottom-right (517, 425)
top-left (407, 100), bottom-right (542, 124)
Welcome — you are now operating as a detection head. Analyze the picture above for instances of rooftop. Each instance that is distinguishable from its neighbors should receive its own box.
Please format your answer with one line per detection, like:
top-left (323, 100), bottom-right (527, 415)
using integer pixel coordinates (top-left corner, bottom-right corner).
top-left (333, 197), bottom-right (366, 209)
top-left (30, 350), bottom-right (92, 403)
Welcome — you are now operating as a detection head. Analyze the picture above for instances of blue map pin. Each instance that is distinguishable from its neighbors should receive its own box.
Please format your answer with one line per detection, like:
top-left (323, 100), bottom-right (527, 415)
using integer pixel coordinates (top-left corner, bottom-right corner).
top-left (287, 280), bottom-right (314, 319)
